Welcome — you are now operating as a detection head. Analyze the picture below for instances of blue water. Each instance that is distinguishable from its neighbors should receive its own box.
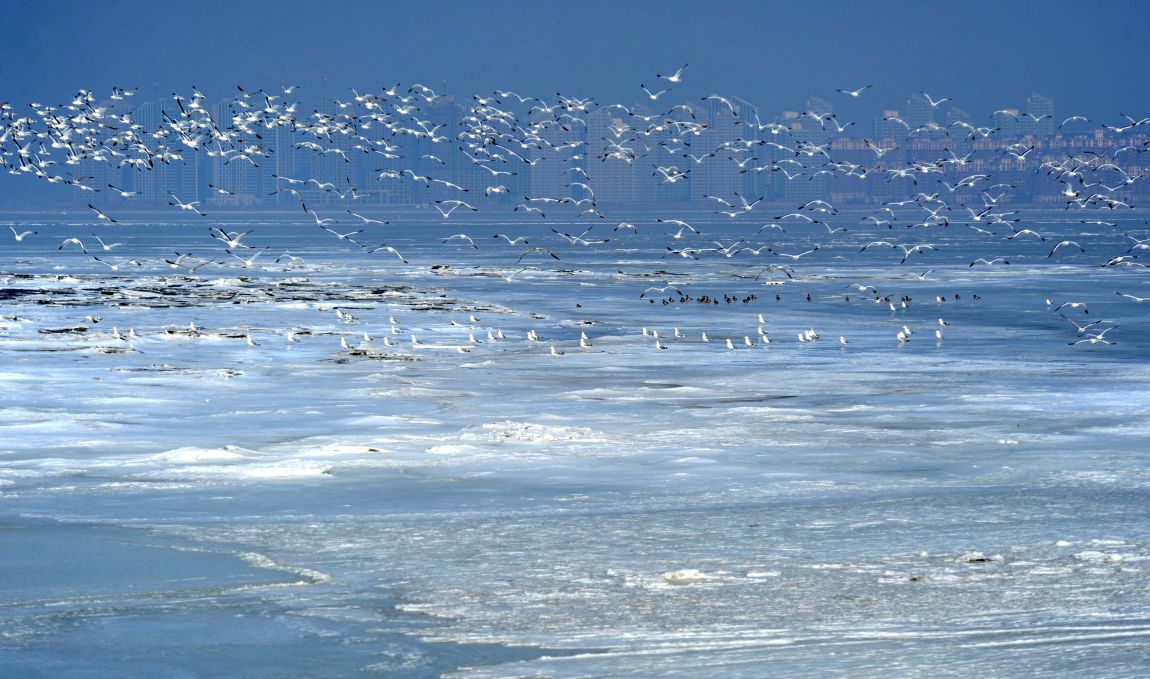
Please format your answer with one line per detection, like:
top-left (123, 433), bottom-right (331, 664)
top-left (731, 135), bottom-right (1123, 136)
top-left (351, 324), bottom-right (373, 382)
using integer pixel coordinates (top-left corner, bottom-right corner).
top-left (2, 209), bottom-right (1149, 677)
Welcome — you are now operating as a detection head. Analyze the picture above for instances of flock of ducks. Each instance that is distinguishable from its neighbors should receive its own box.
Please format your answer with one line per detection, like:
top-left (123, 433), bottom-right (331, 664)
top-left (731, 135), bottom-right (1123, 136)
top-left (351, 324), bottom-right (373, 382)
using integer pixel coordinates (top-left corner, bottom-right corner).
top-left (1, 71), bottom-right (1147, 356)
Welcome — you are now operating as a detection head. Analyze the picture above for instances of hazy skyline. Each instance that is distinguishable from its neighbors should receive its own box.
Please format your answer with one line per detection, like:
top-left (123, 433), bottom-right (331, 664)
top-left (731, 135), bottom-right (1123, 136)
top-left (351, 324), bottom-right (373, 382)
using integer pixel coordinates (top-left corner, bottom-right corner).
top-left (3, 0), bottom-right (1148, 123)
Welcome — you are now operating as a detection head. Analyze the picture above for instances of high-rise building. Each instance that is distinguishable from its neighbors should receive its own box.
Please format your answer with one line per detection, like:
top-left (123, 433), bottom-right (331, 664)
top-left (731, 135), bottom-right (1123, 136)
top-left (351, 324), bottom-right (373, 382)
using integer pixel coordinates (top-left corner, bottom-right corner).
top-left (693, 95), bottom-right (758, 203)
top-left (527, 109), bottom-right (584, 203)
top-left (905, 93), bottom-right (935, 132)
top-left (585, 107), bottom-right (642, 205)
top-left (992, 109), bottom-right (1021, 140)
top-left (1025, 93), bottom-right (1055, 137)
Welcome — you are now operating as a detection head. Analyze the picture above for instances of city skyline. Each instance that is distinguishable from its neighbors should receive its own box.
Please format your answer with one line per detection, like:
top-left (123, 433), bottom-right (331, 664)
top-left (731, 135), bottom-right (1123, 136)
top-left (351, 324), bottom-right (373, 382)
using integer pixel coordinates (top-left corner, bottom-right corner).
top-left (3, 84), bottom-right (1145, 212)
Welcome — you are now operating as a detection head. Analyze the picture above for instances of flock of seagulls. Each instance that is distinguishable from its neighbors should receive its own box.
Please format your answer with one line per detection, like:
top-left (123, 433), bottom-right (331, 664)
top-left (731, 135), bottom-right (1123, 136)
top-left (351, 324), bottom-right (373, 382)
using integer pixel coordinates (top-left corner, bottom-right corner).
top-left (1, 71), bottom-right (1147, 358)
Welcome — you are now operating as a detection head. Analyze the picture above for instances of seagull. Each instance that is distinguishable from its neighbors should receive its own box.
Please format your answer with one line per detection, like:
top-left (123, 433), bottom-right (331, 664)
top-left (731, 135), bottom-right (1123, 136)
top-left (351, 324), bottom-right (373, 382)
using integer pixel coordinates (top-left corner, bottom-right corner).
top-left (920, 92), bottom-right (951, 108)
top-left (58, 237), bottom-right (87, 254)
top-left (309, 210), bottom-right (335, 226)
top-left (85, 233), bottom-right (123, 251)
top-left (1006, 229), bottom-right (1045, 241)
top-left (640, 283), bottom-right (684, 299)
top-left (1053, 301), bottom-right (1088, 315)
top-left (1115, 291), bottom-right (1150, 303)
top-left (433, 200), bottom-right (477, 219)
top-left (516, 247), bottom-right (561, 263)
top-left (227, 248), bottom-right (267, 268)
top-left (443, 234), bottom-right (479, 249)
top-left (493, 234), bottom-right (529, 245)
top-left (773, 246), bottom-right (819, 260)
top-left (1048, 241), bottom-right (1084, 257)
top-left (657, 63), bottom-right (688, 84)
top-left (88, 204), bottom-right (117, 223)
top-left (168, 193), bottom-right (206, 216)
top-left (1061, 316), bottom-right (1103, 334)
top-left (346, 210), bottom-right (388, 225)
top-left (91, 256), bottom-right (139, 271)
top-left (1068, 337), bottom-right (1115, 346)
top-left (320, 225), bottom-right (364, 242)
top-left (641, 84), bottom-right (669, 101)
top-left (837, 84), bottom-right (872, 98)
top-left (209, 227), bottom-right (254, 249)
top-left (897, 244), bottom-right (937, 264)
top-left (9, 226), bottom-right (36, 241)
top-left (970, 257), bottom-right (1009, 267)
top-left (514, 204), bottom-right (545, 217)
top-left (368, 245), bottom-right (408, 263)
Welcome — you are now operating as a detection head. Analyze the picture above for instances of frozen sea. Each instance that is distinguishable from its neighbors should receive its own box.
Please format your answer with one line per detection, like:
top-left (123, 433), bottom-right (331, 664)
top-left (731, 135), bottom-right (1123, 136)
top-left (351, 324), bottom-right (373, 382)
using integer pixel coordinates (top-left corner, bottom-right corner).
top-left (2, 209), bottom-right (1149, 677)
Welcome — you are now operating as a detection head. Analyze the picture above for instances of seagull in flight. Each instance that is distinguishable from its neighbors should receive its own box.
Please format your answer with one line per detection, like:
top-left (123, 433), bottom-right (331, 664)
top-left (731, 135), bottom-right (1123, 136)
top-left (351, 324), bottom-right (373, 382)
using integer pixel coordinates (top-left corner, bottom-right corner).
top-left (209, 227), bottom-right (254, 249)
top-left (641, 84), bottom-right (669, 101)
top-left (920, 92), bottom-right (951, 108)
top-left (367, 244), bottom-right (408, 263)
top-left (657, 218), bottom-right (701, 235)
top-left (309, 210), bottom-right (335, 226)
top-left (91, 234), bottom-right (124, 251)
top-left (516, 247), bottom-right (561, 264)
top-left (1048, 240), bottom-right (1084, 257)
top-left (443, 234), bottom-right (479, 249)
top-left (320, 225), bottom-right (364, 242)
top-left (897, 244), bottom-right (936, 264)
top-left (59, 237), bottom-right (88, 254)
top-left (837, 84), bottom-right (872, 98)
top-left (346, 210), bottom-right (388, 225)
top-left (434, 199), bottom-right (478, 219)
top-left (9, 226), bottom-right (36, 241)
top-left (657, 63), bottom-right (688, 84)
top-left (88, 204), bottom-right (117, 223)
top-left (168, 193), bottom-right (206, 216)
top-left (514, 204), bottom-right (545, 217)
top-left (1061, 316), bottom-right (1103, 334)
top-left (92, 256), bottom-right (140, 271)
top-left (1053, 301), bottom-right (1088, 315)
top-left (641, 283), bottom-right (684, 299)
top-left (773, 246), bottom-right (819, 261)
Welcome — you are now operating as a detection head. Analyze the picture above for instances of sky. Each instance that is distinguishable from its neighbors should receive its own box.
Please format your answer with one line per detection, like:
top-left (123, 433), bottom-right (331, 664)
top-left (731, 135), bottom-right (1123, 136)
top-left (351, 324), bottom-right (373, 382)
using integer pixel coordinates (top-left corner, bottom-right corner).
top-left (2, 0), bottom-right (1148, 123)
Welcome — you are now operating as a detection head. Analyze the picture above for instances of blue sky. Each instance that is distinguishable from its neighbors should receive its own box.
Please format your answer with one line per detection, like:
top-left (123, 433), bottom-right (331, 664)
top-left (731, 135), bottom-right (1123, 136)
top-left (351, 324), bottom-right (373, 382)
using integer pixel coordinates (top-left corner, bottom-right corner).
top-left (3, 0), bottom-right (1147, 121)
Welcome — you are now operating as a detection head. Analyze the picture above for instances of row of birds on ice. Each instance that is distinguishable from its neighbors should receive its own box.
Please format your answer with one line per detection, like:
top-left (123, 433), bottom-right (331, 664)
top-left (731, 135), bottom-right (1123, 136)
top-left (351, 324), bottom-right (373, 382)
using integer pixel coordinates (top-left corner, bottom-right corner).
top-left (14, 281), bottom-right (1125, 364)
top-left (1, 68), bottom-right (1146, 352)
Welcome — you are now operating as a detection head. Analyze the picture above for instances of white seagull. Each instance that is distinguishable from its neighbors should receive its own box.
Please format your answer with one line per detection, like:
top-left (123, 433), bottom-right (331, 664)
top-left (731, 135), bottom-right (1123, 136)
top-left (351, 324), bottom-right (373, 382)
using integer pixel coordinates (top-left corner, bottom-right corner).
top-left (657, 63), bottom-right (688, 84)
top-left (10, 226), bottom-right (36, 241)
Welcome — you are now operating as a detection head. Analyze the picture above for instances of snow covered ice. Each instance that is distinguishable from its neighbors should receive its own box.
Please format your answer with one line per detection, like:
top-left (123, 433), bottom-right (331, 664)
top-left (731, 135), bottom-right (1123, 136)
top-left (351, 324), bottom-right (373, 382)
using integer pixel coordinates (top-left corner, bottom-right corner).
top-left (2, 212), bottom-right (1149, 677)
